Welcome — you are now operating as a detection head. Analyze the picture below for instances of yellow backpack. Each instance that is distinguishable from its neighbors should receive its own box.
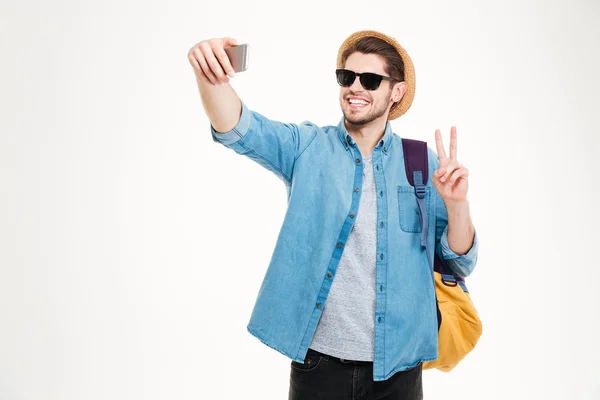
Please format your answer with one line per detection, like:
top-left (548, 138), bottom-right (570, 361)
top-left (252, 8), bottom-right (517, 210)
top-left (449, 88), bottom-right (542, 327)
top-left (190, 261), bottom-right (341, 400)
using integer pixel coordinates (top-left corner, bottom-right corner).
top-left (401, 138), bottom-right (482, 372)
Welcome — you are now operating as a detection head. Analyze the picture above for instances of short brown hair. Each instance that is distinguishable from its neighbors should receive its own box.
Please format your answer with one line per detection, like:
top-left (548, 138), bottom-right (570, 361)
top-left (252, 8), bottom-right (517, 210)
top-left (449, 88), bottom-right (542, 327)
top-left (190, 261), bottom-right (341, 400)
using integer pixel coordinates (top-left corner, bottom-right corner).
top-left (340, 36), bottom-right (405, 82)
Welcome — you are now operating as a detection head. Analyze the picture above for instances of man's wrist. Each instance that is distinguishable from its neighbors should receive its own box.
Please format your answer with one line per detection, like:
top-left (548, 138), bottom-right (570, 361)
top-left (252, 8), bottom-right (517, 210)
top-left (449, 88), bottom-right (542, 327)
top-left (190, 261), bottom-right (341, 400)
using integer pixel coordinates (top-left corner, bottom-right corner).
top-left (444, 198), bottom-right (469, 212)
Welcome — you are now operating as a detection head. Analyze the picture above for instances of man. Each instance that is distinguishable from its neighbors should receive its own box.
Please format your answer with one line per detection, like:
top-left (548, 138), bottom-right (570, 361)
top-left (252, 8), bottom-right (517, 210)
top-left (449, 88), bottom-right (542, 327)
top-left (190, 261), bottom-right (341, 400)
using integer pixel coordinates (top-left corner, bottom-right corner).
top-left (188, 30), bottom-right (479, 400)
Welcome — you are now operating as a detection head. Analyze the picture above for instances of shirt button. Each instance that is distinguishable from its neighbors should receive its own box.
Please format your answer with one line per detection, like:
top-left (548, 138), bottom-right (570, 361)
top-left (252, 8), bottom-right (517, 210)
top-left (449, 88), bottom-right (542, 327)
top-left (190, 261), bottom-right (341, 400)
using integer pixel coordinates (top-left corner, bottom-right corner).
top-left (384, 147), bottom-right (387, 152)
top-left (379, 191), bottom-right (383, 197)
top-left (327, 273), bottom-right (332, 278)
top-left (350, 213), bottom-right (355, 218)
top-left (354, 188), bottom-right (359, 193)
top-left (316, 303), bottom-right (322, 308)
top-left (355, 158), bottom-right (360, 163)
top-left (337, 242), bottom-right (343, 248)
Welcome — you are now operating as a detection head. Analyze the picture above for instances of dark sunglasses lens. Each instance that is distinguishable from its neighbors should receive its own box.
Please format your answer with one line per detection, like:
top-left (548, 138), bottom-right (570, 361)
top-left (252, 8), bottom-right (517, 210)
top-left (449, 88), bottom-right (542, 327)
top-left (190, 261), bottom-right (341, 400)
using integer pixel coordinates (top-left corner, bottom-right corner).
top-left (360, 73), bottom-right (383, 90)
top-left (336, 69), bottom-right (355, 87)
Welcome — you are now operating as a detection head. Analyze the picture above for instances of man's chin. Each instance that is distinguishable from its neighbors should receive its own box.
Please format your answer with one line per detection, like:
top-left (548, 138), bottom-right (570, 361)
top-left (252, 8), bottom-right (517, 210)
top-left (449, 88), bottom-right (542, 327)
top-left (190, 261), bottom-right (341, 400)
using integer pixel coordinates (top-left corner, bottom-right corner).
top-left (344, 113), bottom-right (371, 126)
top-left (347, 119), bottom-right (368, 126)
top-left (343, 106), bottom-right (389, 126)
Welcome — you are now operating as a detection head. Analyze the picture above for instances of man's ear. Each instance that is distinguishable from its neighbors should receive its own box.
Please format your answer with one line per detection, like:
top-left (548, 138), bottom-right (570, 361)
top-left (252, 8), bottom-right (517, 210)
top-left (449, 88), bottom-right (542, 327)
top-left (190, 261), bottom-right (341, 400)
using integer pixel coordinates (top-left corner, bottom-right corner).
top-left (392, 81), bottom-right (407, 103)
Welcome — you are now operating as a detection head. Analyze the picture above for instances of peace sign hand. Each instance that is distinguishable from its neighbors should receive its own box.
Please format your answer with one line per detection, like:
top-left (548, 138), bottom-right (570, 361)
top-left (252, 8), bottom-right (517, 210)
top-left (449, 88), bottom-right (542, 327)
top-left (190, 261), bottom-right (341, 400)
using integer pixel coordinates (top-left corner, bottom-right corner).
top-left (433, 126), bottom-right (469, 203)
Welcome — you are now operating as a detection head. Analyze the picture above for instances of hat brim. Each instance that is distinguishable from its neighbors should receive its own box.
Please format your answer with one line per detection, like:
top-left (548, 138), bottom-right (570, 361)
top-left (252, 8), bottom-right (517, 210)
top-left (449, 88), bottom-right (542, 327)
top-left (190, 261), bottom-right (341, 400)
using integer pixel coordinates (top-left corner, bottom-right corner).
top-left (337, 30), bottom-right (416, 121)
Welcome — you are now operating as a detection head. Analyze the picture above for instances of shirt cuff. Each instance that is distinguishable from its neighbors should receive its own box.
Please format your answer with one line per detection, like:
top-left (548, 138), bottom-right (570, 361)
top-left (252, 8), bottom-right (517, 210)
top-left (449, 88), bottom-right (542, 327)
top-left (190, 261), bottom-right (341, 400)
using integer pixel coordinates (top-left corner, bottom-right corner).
top-left (439, 225), bottom-right (479, 277)
top-left (210, 101), bottom-right (251, 146)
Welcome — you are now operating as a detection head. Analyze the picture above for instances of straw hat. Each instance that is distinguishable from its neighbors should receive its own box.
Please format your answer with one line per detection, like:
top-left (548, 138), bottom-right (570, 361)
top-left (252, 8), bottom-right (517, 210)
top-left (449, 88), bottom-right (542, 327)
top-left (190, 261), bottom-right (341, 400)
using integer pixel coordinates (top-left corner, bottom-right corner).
top-left (336, 30), bottom-right (416, 120)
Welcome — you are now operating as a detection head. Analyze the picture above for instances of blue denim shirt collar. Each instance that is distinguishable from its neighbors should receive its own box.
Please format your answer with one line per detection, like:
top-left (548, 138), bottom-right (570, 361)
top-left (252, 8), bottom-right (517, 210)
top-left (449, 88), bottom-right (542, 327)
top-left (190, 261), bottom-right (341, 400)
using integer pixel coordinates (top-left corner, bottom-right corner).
top-left (336, 116), bottom-right (394, 156)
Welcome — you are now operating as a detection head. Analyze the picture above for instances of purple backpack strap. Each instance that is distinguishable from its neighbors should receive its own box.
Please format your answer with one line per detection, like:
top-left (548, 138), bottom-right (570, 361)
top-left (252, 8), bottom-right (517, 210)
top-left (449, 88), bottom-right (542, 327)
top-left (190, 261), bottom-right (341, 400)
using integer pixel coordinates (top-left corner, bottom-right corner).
top-left (401, 139), bottom-right (429, 249)
top-left (401, 138), bottom-right (429, 187)
top-left (401, 138), bottom-right (443, 330)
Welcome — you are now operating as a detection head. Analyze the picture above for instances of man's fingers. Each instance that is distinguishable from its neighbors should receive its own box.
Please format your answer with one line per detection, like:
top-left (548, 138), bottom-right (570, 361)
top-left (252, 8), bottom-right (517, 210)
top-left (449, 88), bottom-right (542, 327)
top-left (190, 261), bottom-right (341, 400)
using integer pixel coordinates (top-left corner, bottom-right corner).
top-left (449, 126), bottom-right (457, 160)
top-left (195, 48), bottom-right (218, 85)
top-left (188, 51), bottom-right (201, 71)
top-left (448, 167), bottom-right (468, 186)
top-left (435, 129), bottom-right (447, 160)
top-left (440, 162), bottom-right (461, 182)
top-left (203, 47), bottom-right (228, 82)
top-left (223, 37), bottom-right (239, 48)
top-left (188, 38), bottom-right (240, 83)
top-left (213, 42), bottom-right (236, 78)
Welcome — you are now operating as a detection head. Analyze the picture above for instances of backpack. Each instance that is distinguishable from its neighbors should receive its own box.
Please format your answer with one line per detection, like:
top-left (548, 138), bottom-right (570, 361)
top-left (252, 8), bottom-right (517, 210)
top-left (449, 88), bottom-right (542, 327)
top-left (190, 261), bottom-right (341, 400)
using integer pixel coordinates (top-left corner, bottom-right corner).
top-left (401, 138), bottom-right (483, 372)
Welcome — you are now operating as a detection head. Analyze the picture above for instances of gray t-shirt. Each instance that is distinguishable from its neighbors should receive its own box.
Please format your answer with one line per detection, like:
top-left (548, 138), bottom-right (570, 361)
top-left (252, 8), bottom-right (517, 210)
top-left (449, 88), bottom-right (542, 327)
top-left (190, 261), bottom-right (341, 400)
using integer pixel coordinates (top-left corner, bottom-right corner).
top-left (308, 151), bottom-right (377, 361)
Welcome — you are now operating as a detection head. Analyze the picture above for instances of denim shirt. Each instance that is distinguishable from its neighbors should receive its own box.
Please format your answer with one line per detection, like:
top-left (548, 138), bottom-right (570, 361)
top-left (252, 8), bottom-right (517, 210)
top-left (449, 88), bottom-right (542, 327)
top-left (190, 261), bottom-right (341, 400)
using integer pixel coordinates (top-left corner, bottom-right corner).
top-left (211, 101), bottom-right (479, 381)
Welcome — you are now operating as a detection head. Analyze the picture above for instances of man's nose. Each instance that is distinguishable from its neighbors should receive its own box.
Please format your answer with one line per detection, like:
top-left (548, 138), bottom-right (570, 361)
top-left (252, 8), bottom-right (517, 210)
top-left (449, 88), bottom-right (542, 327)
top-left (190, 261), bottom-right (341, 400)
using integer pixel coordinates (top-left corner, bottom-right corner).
top-left (349, 74), bottom-right (364, 92)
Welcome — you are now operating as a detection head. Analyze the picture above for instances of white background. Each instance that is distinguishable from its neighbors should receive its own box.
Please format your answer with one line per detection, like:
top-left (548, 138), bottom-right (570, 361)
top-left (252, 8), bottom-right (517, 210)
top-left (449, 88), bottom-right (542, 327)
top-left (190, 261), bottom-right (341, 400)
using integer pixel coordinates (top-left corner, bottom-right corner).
top-left (1, 0), bottom-right (599, 399)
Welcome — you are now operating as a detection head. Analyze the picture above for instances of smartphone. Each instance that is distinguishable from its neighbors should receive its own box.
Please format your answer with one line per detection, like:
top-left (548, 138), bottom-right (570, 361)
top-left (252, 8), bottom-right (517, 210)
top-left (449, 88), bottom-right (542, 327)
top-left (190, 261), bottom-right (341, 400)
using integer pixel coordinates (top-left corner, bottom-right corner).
top-left (224, 44), bottom-right (249, 73)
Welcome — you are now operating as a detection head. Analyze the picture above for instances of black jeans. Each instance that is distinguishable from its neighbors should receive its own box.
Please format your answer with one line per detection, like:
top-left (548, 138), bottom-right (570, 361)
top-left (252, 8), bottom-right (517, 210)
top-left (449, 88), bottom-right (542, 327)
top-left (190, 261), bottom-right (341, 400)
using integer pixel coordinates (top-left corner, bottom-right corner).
top-left (288, 348), bottom-right (423, 400)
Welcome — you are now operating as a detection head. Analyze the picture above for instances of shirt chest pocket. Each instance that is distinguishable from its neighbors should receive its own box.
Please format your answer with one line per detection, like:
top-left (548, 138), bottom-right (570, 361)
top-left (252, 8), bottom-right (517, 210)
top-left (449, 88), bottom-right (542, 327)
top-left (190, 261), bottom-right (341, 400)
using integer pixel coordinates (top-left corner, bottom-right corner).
top-left (397, 185), bottom-right (431, 233)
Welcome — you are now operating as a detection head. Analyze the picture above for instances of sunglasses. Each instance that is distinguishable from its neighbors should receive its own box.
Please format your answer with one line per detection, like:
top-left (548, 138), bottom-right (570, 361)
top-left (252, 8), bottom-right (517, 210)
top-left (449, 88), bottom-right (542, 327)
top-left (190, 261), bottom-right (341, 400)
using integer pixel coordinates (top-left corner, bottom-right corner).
top-left (335, 68), bottom-right (398, 91)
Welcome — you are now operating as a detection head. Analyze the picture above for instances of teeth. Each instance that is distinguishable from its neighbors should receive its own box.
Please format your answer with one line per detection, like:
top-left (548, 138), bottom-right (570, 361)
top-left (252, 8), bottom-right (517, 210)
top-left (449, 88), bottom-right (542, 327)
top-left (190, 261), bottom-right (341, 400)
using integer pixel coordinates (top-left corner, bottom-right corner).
top-left (349, 99), bottom-right (368, 105)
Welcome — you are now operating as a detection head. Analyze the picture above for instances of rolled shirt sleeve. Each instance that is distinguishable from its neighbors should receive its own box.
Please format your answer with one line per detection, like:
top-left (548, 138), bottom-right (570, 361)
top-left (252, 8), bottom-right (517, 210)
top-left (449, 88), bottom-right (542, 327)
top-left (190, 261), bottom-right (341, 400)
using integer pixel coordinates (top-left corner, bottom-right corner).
top-left (436, 224), bottom-right (479, 277)
top-left (210, 101), bottom-right (252, 147)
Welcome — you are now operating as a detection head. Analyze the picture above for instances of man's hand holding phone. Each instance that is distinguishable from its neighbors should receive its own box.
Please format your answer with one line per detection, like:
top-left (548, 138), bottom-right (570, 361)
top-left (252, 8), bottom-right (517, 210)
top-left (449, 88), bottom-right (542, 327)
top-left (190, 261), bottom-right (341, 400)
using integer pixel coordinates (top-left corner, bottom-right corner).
top-left (187, 37), bottom-right (248, 85)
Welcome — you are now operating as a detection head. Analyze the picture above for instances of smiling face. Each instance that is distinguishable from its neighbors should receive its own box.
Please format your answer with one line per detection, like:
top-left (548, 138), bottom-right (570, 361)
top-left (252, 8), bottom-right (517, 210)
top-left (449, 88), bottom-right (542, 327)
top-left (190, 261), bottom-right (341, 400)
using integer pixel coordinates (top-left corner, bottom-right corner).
top-left (339, 52), bottom-right (406, 126)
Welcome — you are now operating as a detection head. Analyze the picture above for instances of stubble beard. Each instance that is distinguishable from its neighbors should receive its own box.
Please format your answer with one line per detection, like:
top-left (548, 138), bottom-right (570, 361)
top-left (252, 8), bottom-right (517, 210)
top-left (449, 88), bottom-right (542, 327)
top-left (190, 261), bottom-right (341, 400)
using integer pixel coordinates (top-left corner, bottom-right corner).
top-left (342, 89), bottom-right (393, 126)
